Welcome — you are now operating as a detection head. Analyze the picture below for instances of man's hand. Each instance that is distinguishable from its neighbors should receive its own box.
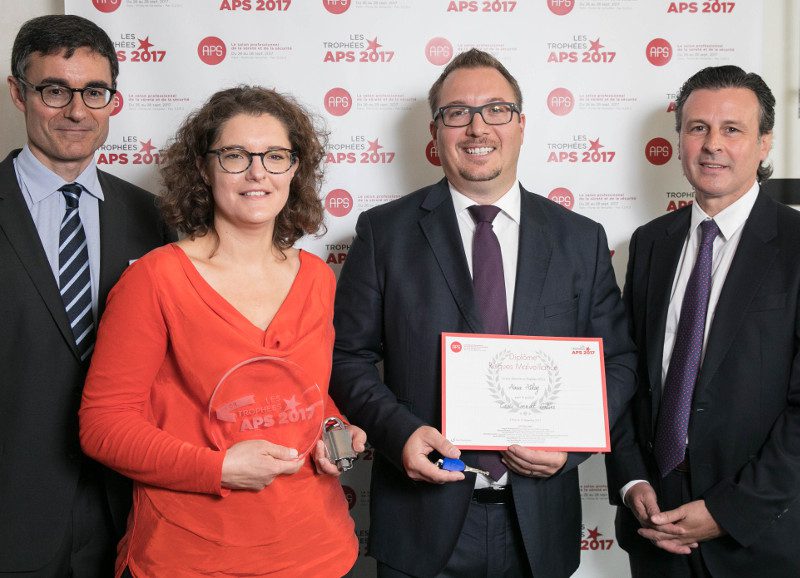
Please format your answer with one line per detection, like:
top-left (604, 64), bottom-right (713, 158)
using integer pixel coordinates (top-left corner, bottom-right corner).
top-left (639, 499), bottom-right (724, 554)
top-left (401, 425), bottom-right (464, 483)
top-left (625, 482), bottom-right (665, 527)
top-left (312, 424), bottom-right (367, 477)
top-left (501, 445), bottom-right (567, 478)
top-left (221, 439), bottom-right (302, 490)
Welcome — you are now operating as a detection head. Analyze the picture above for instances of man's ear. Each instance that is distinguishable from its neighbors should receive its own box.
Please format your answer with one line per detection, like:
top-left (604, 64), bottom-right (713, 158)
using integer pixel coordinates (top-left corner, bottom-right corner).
top-left (759, 131), bottom-right (773, 161)
top-left (8, 76), bottom-right (27, 114)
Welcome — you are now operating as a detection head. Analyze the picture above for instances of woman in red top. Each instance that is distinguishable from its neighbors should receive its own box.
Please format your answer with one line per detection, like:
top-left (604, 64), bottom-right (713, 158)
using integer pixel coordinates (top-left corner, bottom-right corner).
top-left (80, 86), bottom-right (364, 577)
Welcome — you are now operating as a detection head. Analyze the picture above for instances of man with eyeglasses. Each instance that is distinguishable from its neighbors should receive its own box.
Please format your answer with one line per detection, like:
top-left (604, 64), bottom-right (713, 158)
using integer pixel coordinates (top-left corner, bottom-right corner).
top-left (330, 48), bottom-right (636, 577)
top-left (0, 15), bottom-right (174, 577)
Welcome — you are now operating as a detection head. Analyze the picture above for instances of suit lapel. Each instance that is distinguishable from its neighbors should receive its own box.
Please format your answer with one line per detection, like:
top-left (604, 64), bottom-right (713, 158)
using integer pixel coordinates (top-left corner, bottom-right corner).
top-left (97, 171), bottom-right (127, 319)
top-left (510, 186), bottom-right (553, 335)
top-left (418, 179), bottom-right (482, 333)
top-left (696, 192), bottom-right (778, 392)
top-left (646, 209), bottom-right (690, 427)
top-left (0, 151), bottom-right (78, 357)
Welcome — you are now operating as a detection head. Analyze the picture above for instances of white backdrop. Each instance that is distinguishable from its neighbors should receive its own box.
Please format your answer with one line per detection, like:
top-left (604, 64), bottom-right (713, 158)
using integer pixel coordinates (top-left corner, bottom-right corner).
top-left (66, 1), bottom-right (763, 576)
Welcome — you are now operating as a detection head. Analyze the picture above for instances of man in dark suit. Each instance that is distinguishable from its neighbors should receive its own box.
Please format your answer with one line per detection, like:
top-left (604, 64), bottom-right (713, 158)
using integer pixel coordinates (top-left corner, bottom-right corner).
top-left (606, 66), bottom-right (800, 577)
top-left (0, 15), bottom-right (174, 576)
top-left (330, 48), bottom-right (636, 578)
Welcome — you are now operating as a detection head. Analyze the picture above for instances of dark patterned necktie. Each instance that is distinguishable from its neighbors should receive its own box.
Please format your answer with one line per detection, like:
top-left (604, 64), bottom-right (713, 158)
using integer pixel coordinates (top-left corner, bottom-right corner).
top-left (468, 204), bottom-right (508, 480)
top-left (654, 219), bottom-right (720, 476)
top-left (58, 183), bottom-right (95, 361)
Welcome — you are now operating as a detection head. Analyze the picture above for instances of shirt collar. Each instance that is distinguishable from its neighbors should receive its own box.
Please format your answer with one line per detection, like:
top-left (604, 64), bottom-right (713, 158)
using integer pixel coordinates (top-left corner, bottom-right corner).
top-left (690, 180), bottom-right (759, 241)
top-left (15, 144), bottom-right (104, 204)
top-left (448, 181), bottom-right (521, 225)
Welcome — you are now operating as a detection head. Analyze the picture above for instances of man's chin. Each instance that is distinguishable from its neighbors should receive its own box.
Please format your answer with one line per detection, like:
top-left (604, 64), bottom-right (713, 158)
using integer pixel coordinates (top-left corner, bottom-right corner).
top-left (458, 168), bottom-right (502, 183)
top-left (53, 145), bottom-right (98, 162)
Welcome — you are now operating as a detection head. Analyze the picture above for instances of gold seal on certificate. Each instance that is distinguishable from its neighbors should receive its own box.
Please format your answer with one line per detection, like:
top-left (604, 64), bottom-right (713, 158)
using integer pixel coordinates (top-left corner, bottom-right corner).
top-left (207, 356), bottom-right (324, 457)
top-left (441, 333), bottom-right (610, 452)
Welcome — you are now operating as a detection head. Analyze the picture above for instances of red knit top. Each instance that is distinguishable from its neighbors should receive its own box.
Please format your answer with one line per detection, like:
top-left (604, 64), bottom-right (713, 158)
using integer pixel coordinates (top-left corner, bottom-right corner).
top-left (80, 244), bottom-right (357, 577)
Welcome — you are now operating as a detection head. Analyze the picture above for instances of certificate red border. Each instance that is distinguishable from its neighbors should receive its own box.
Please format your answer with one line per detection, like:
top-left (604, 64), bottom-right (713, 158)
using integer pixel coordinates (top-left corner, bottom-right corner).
top-left (441, 332), bottom-right (610, 453)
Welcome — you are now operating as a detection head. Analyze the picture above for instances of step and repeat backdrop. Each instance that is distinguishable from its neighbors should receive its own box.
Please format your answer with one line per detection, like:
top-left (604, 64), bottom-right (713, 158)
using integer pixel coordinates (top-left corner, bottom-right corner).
top-left (67, 1), bottom-right (763, 575)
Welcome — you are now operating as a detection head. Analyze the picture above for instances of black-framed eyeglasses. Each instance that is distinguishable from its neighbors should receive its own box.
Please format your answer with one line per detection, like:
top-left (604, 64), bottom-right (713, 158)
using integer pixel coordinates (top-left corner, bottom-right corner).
top-left (206, 146), bottom-right (298, 174)
top-left (15, 77), bottom-right (116, 109)
top-left (434, 101), bottom-right (520, 127)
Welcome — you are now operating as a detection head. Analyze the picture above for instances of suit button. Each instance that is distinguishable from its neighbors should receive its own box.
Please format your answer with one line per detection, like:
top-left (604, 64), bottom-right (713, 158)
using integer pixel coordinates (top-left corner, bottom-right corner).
top-left (646, 442), bottom-right (654, 452)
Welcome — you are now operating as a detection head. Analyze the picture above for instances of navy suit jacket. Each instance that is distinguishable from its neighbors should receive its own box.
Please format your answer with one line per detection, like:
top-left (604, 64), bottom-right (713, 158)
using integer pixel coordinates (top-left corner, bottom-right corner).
top-left (606, 192), bottom-right (800, 577)
top-left (0, 150), bottom-right (175, 571)
top-left (330, 179), bottom-right (636, 577)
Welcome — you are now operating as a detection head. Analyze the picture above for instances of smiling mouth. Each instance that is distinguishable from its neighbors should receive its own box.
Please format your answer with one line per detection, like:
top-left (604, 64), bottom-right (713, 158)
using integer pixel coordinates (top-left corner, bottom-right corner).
top-left (464, 146), bottom-right (495, 156)
top-left (240, 191), bottom-right (270, 197)
top-left (57, 128), bottom-right (93, 136)
top-left (699, 161), bottom-right (726, 169)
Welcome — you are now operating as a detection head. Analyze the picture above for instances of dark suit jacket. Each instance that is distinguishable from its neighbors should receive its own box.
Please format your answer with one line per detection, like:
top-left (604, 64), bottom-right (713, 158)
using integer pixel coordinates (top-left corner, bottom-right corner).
top-left (330, 179), bottom-right (636, 577)
top-left (0, 149), bottom-right (175, 572)
top-left (606, 192), bottom-right (800, 577)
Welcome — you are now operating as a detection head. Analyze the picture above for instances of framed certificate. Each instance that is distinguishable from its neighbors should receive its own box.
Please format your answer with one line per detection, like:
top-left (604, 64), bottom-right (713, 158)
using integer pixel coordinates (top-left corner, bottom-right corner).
top-left (441, 333), bottom-right (610, 452)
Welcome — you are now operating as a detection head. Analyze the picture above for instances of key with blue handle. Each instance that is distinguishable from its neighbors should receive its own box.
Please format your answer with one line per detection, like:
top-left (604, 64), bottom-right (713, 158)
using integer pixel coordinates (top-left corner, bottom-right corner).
top-left (435, 458), bottom-right (490, 476)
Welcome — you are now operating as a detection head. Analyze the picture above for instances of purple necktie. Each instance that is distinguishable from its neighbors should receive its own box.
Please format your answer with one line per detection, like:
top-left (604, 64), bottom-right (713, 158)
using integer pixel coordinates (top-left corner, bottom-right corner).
top-left (468, 204), bottom-right (508, 480)
top-left (654, 219), bottom-right (720, 477)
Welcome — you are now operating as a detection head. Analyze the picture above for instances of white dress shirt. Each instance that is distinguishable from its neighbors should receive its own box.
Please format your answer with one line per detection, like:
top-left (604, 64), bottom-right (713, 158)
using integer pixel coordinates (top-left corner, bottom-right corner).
top-left (450, 182), bottom-right (520, 329)
top-left (621, 180), bottom-right (760, 502)
top-left (450, 181), bottom-right (521, 488)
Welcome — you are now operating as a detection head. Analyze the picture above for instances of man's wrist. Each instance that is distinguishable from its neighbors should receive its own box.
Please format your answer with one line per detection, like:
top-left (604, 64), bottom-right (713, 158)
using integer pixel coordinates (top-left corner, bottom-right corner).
top-left (620, 479), bottom-right (650, 506)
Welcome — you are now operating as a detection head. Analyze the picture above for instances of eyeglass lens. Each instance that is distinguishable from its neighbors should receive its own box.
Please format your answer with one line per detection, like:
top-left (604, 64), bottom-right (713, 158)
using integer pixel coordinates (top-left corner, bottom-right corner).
top-left (217, 149), bottom-right (294, 173)
top-left (441, 103), bottom-right (515, 127)
top-left (38, 85), bottom-right (113, 109)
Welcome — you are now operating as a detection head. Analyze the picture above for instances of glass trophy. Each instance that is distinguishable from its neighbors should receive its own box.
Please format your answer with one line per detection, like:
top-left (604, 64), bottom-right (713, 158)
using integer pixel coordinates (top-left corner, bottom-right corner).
top-left (207, 356), bottom-right (324, 458)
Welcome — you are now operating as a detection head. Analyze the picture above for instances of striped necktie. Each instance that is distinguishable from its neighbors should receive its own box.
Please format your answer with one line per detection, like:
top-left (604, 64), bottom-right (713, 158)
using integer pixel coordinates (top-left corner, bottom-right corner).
top-left (58, 183), bottom-right (95, 361)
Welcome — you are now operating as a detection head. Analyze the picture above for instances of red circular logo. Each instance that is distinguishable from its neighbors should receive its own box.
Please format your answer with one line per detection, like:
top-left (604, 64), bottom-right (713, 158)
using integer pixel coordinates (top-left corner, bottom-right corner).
top-left (548, 187), bottom-right (575, 210)
top-left (323, 0), bottom-right (351, 14)
top-left (425, 139), bottom-right (441, 166)
top-left (547, 88), bottom-right (574, 116)
top-left (110, 91), bottom-right (124, 116)
top-left (325, 189), bottom-right (353, 217)
top-left (92, 0), bottom-right (122, 13)
top-left (342, 485), bottom-right (356, 510)
top-left (425, 37), bottom-right (453, 66)
top-left (197, 37), bottom-right (226, 65)
top-left (450, 342), bottom-right (462, 353)
top-left (645, 137), bottom-right (673, 165)
top-left (646, 38), bottom-right (672, 66)
top-left (323, 88), bottom-right (352, 116)
top-left (547, 0), bottom-right (574, 16)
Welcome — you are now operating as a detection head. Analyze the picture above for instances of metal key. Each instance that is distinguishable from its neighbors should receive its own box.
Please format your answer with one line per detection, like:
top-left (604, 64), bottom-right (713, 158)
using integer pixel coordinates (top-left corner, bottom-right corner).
top-left (435, 458), bottom-right (490, 476)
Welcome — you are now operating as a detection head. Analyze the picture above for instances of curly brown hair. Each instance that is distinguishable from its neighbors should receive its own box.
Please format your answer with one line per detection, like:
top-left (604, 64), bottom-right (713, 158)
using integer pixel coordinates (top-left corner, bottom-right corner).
top-left (158, 86), bottom-right (328, 248)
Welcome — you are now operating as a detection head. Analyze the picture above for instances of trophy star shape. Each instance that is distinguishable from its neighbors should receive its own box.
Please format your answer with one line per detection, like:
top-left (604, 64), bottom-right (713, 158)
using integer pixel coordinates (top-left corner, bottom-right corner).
top-left (283, 395), bottom-right (301, 412)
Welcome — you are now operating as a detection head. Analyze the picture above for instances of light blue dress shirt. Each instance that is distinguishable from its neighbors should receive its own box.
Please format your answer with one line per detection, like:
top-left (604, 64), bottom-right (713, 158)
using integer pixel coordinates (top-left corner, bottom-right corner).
top-left (14, 145), bottom-right (104, 318)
